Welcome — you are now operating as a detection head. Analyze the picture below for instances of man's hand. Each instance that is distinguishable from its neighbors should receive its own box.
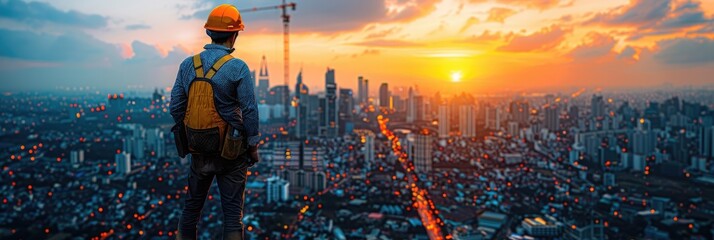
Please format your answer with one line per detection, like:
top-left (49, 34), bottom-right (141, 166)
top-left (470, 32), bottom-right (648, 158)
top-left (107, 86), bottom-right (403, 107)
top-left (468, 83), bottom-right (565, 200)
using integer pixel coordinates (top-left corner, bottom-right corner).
top-left (247, 145), bottom-right (260, 168)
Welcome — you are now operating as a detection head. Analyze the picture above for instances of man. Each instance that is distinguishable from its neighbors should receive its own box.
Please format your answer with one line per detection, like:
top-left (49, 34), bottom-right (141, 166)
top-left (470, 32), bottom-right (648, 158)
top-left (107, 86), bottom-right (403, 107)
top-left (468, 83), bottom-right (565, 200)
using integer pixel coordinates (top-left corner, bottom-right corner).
top-left (170, 4), bottom-right (260, 240)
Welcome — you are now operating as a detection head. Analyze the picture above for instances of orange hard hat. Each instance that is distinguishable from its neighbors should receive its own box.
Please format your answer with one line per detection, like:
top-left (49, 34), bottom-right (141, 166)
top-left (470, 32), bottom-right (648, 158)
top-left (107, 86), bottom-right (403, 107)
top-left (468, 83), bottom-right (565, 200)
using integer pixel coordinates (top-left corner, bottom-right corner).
top-left (204, 4), bottom-right (244, 32)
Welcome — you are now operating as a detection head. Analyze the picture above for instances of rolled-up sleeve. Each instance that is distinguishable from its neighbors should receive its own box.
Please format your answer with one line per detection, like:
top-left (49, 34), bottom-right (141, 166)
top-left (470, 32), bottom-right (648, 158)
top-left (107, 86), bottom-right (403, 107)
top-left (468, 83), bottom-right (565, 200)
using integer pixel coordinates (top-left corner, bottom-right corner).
top-left (236, 64), bottom-right (260, 146)
top-left (170, 60), bottom-right (189, 123)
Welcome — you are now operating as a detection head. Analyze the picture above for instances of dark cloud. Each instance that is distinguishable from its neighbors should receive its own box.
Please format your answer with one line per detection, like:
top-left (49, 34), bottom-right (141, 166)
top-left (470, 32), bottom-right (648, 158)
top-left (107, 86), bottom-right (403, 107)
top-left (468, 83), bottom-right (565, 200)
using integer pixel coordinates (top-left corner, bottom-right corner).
top-left (654, 37), bottom-right (714, 64)
top-left (125, 24), bottom-right (151, 30)
top-left (588, 0), bottom-right (713, 33)
top-left (0, 28), bottom-right (189, 91)
top-left (0, 0), bottom-right (108, 29)
top-left (186, 0), bottom-right (440, 33)
top-left (617, 46), bottom-right (638, 60)
top-left (498, 26), bottom-right (568, 52)
top-left (0, 28), bottom-right (120, 62)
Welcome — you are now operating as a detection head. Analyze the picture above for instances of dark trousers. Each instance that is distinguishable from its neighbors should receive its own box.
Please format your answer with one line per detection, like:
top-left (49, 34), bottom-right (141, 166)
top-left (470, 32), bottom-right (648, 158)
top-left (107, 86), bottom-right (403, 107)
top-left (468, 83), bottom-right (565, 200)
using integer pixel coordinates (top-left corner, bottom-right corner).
top-left (178, 153), bottom-right (249, 239)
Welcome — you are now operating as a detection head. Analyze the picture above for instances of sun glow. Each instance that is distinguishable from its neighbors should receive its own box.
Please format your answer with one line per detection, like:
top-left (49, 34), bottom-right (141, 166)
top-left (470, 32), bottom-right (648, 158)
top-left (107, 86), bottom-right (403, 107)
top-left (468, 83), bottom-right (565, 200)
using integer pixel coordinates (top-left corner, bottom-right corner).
top-left (450, 71), bottom-right (462, 83)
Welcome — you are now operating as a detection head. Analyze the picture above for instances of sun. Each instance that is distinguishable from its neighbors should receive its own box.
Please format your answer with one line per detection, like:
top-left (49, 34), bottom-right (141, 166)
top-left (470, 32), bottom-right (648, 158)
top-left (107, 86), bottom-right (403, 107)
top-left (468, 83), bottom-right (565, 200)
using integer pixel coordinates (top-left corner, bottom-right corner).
top-left (450, 71), bottom-right (462, 82)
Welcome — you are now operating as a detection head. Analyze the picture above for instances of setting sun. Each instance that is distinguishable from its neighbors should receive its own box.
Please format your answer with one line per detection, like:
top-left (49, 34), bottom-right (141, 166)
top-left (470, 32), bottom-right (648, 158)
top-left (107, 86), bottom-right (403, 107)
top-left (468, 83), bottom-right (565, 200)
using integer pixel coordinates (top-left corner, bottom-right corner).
top-left (450, 71), bottom-right (462, 83)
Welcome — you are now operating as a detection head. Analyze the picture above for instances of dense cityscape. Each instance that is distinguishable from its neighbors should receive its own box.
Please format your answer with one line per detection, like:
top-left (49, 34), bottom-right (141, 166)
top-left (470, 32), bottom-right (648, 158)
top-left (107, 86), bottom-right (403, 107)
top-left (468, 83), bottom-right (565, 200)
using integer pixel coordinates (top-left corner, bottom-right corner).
top-left (2, 53), bottom-right (714, 239)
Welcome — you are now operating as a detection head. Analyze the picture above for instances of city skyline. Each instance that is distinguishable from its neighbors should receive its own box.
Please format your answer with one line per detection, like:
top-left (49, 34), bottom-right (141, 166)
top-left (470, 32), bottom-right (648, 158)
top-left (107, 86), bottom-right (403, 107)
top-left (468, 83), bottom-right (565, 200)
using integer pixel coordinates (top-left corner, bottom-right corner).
top-left (1, 0), bottom-right (714, 93)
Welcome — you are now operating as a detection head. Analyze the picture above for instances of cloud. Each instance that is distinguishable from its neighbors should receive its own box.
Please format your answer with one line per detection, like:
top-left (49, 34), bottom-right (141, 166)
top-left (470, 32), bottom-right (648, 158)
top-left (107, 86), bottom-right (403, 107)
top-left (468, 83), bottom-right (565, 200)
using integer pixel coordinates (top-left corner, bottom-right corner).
top-left (351, 39), bottom-right (424, 47)
top-left (0, 28), bottom-right (120, 63)
top-left (469, 0), bottom-right (564, 10)
top-left (0, 28), bottom-right (189, 91)
top-left (487, 7), bottom-right (517, 23)
top-left (125, 24), bottom-right (151, 30)
top-left (186, 0), bottom-right (441, 34)
top-left (569, 33), bottom-right (616, 59)
top-left (588, 0), bottom-right (713, 33)
top-left (499, 26), bottom-right (568, 52)
top-left (654, 37), bottom-right (714, 64)
top-left (0, 0), bottom-right (108, 29)
top-left (459, 16), bottom-right (480, 33)
top-left (617, 46), bottom-right (640, 61)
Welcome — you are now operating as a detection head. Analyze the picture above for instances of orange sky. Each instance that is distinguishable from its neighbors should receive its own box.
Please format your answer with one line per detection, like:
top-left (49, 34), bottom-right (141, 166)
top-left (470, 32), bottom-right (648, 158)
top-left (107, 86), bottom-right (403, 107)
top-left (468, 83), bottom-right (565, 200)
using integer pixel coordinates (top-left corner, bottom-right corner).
top-left (1, 0), bottom-right (714, 94)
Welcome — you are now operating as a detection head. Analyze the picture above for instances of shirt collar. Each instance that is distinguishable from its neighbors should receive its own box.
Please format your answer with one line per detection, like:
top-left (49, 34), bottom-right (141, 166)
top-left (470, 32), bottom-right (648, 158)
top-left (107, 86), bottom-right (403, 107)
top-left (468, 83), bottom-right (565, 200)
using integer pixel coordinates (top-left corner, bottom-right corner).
top-left (203, 44), bottom-right (232, 52)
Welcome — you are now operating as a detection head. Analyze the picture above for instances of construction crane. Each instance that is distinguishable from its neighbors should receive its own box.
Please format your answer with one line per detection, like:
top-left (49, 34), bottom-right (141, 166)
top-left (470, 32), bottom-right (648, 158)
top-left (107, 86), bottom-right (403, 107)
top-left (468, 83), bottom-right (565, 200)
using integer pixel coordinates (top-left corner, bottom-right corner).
top-left (240, 1), bottom-right (296, 119)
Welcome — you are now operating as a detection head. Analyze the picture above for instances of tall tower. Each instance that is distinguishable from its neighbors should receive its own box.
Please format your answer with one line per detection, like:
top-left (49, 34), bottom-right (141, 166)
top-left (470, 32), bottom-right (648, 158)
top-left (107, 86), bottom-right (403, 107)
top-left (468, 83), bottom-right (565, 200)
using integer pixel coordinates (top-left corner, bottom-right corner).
top-left (407, 87), bottom-right (416, 123)
top-left (294, 69), bottom-right (309, 138)
top-left (324, 68), bottom-right (338, 137)
top-left (438, 105), bottom-right (450, 138)
top-left (257, 55), bottom-right (270, 104)
top-left (459, 105), bottom-right (476, 138)
top-left (545, 104), bottom-right (560, 131)
top-left (357, 76), bottom-right (364, 104)
top-left (379, 83), bottom-right (390, 109)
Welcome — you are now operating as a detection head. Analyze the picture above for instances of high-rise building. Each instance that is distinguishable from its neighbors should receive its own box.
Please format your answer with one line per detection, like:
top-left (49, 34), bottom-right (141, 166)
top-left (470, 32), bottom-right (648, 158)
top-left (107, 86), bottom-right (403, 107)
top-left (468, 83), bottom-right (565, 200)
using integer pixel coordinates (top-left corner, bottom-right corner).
top-left (438, 105), bottom-right (450, 138)
top-left (257, 55), bottom-right (270, 104)
top-left (266, 176), bottom-right (290, 203)
top-left (115, 152), bottom-right (131, 175)
top-left (357, 76), bottom-right (365, 104)
top-left (322, 68), bottom-right (338, 137)
top-left (415, 96), bottom-right (425, 121)
top-left (338, 88), bottom-right (354, 135)
top-left (486, 105), bottom-right (501, 130)
top-left (591, 95), bottom-right (605, 118)
top-left (698, 117), bottom-right (713, 157)
top-left (294, 69), bottom-right (309, 138)
top-left (545, 105), bottom-right (560, 131)
top-left (146, 128), bottom-right (165, 158)
top-left (70, 150), bottom-right (84, 166)
top-left (379, 83), bottom-right (390, 109)
top-left (364, 133), bottom-right (375, 168)
top-left (509, 100), bottom-right (530, 126)
top-left (407, 87), bottom-right (417, 123)
top-left (459, 105), bottom-right (476, 138)
top-left (632, 129), bottom-right (656, 155)
top-left (410, 130), bottom-right (433, 174)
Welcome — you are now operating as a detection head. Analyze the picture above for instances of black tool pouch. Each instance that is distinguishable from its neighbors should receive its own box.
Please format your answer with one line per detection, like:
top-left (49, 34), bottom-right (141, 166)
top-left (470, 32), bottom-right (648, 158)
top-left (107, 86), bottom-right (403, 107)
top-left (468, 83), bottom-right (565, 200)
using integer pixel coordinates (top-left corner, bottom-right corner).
top-left (171, 122), bottom-right (189, 158)
top-left (186, 126), bottom-right (221, 154)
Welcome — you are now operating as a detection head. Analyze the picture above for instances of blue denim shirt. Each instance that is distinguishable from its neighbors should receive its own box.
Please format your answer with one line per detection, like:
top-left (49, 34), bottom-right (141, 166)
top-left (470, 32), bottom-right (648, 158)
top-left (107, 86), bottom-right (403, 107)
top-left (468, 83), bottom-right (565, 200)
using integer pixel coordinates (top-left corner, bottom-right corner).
top-left (170, 44), bottom-right (260, 146)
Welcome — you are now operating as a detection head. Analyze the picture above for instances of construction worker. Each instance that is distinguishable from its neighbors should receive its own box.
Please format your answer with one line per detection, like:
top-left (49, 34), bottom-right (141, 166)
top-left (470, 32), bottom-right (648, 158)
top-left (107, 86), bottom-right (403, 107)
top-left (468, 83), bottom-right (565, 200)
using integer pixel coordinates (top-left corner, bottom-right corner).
top-left (170, 4), bottom-right (260, 240)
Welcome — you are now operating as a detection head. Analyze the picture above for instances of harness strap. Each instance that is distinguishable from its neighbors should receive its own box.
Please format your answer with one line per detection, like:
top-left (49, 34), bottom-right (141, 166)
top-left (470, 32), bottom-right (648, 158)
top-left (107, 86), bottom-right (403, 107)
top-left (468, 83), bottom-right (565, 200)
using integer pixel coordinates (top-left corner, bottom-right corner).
top-left (205, 54), bottom-right (234, 79)
top-left (192, 54), bottom-right (204, 78)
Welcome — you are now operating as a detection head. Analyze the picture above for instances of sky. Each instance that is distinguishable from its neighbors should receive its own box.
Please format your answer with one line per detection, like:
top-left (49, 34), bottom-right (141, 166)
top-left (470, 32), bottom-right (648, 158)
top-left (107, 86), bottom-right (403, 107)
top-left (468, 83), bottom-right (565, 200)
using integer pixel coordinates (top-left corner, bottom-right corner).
top-left (0, 0), bottom-right (713, 95)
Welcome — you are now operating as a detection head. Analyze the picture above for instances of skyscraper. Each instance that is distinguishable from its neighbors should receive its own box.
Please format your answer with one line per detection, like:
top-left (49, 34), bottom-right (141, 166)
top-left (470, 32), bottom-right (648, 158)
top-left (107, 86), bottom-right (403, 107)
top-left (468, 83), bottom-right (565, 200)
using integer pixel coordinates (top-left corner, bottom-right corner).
top-left (379, 83), bottom-right (390, 109)
top-left (438, 105), bottom-right (450, 138)
top-left (115, 152), bottom-right (131, 175)
top-left (486, 105), bottom-right (501, 130)
top-left (266, 176), bottom-right (290, 203)
top-left (357, 76), bottom-right (364, 104)
top-left (257, 55), bottom-right (270, 104)
top-left (407, 87), bottom-right (417, 123)
top-left (545, 105), bottom-right (560, 131)
top-left (591, 95), bottom-right (605, 118)
top-left (509, 100), bottom-right (530, 126)
top-left (323, 68), bottom-right (338, 137)
top-left (338, 88), bottom-right (354, 135)
top-left (294, 69), bottom-right (309, 138)
top-left (410, 130), bottom-right (433, 174)
top-left (364, 133), bottom-right (375, 168)
top-left (459, 105), bottom-right (476, 138)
